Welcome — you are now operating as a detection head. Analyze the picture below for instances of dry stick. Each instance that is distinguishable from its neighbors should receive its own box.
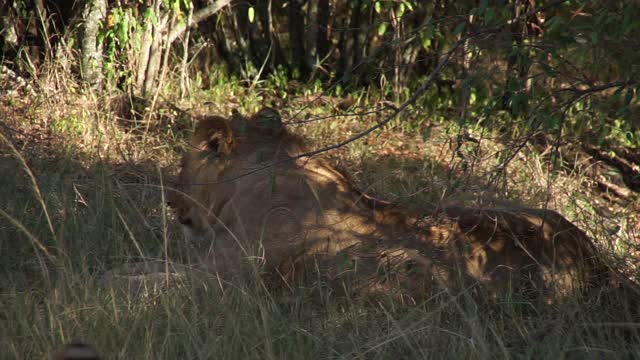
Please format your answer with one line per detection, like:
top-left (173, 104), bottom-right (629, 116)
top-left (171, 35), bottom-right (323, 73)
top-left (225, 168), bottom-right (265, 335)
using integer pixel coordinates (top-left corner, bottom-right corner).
top-left (283, 108), bottom-right (394, 125)
top-left (558, 80), bottom-right (639, 96)
top-left (180, 4), bottom-right (194, 98)
top-left (167, 0), bottom-right (232, 45)
top-left (159, 166), bottom-right (171, 286)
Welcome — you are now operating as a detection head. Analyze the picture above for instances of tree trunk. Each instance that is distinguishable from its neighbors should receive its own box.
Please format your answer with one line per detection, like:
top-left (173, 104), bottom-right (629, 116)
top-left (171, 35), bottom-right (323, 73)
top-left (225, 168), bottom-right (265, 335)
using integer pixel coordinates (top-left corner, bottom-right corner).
top-left (180, 4), bottom-right (193, 98)
top-left (316, 0), bottom-right (330, 62)
top-left (502, 0), bottom-right (533, 115)
top-left (134, 0), bottom-right (231, 95)
top-left (135, 11), bottom-right (155, 95)
top-left (235, 1), bottom-right (261, 70)
top-left (288, 0), bottom-right (307, 78)
top-left (390, 6), bottom-right (402, 98)
top-left (33, 0), bottom-right (52, 60)
top-left (349, 0), bottom-right (363, 73)
top-left (142, 13), bottom-right (164, 96)
top-left (0, 1), bottom-right (19, 61)
top-left (268, 0), bottom-right (289, 72)
top-left (214, 14), bottom-right (242, 75)
top-left (81, 0), bottom-right (106, 89)
top-left (231, 2), bottom-right (251, 69)
top-left (338, 1), bottom-right (358, 82)
top-left (305, 0), bottom-right (318, 72)
top-left (254, 0), bottom-right (284, 72)
top-left (459, 13), bottom-right (475, 121)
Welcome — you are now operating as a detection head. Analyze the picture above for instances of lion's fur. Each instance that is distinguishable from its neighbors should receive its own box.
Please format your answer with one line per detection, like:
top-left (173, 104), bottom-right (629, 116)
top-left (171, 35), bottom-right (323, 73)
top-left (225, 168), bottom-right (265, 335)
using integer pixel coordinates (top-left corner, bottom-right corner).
top-left (168, 108), bottom-right (612, 302)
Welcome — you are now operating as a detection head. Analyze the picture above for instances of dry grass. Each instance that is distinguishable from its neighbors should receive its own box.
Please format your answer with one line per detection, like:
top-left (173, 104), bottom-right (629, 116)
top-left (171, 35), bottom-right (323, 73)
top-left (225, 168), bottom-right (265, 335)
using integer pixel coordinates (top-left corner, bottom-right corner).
top-left (0, 72), bottom-right (639, 359)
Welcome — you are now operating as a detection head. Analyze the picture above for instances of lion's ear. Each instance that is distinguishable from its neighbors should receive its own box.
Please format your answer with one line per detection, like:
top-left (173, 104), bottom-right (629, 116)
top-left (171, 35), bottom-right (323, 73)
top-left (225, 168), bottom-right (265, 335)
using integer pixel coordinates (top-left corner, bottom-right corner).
top-left (229, 111), bottom-right (248, 135)
top-left (228, 107), bottom-right (283, 136)
top-left (193, 115), bottom-right (234, 155)
top-left (252, 107), bottom-right (283, 135)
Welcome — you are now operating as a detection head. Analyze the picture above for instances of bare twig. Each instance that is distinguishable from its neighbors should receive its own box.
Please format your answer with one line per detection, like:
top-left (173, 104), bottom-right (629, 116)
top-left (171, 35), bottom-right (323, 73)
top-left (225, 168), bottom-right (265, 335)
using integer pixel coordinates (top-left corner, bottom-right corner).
top-left (167, 0), bottom-right (232, 45)
top-left (558, 80), bottom-right (639, 96)
top-left (283, 108), bottom-right (394, 125)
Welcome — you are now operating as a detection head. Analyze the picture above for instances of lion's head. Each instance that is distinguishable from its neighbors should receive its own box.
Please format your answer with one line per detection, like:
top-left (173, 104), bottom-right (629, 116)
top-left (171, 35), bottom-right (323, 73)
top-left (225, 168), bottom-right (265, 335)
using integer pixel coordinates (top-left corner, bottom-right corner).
top-left (167, 108), bottom-right (292, 243)
top-left (166, 115), bottom-right (236, 241)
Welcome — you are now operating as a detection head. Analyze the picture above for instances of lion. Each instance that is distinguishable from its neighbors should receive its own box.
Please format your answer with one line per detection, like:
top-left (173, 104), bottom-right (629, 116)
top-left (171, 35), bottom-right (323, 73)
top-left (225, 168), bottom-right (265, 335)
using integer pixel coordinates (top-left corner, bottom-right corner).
top-left (167, 108), bottom-right (620, 303)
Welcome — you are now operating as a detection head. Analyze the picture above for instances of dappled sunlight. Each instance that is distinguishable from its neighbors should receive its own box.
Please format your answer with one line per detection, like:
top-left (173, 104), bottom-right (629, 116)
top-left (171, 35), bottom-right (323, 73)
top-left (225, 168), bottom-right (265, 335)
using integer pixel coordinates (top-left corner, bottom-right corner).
top-left (2, 1), bottom-right (640, 357)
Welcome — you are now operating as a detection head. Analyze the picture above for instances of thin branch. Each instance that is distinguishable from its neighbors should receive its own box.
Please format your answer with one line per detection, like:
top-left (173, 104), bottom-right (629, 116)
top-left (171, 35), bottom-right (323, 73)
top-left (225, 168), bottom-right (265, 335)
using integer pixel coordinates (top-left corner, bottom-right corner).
top-left (283, 108), bottom-right (395, 125)
top-left (167, 0), bottom-right (232, 45)
top-left (557, 80), bottom-right (639, 96)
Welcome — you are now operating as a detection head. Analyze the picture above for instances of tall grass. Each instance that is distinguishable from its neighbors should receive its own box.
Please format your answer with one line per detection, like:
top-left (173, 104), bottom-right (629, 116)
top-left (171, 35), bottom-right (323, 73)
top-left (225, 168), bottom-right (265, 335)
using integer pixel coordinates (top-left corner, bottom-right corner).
top-left (0, 75), bottom-right (639, 359)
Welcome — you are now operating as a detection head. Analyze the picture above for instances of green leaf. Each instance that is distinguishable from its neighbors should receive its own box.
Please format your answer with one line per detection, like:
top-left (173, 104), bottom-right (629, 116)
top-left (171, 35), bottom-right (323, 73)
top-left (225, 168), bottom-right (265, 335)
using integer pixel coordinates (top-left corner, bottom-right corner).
top-left (484, 7), bottom-right (494, 24)
top-left (544, 16), bottom-right (560, 33)
top-left (479, 0), bottom-right (488, 12)
top-left (625, 131), bottom-right (634, 143)
top-left (248, 6), bottom-right (255, 23)
top-left (615, 106), bottom-right (630, 117)
top-left (421, 126), bottom-right (432, 142)
top-left (397, 3), bottom-right (405, 18)
top-left (624, 88), bottom-right (634, 105)
top-left (540, 62), bottom-right (557, 77)
top-left (614, 86), bottom-right (625, 96)
top-left (453, 22), bottom-right (466, 36)
top-left (374, 1), bottom-right (382, 14)
top-left (545, 114), bottom-right (560, 130)
top-left (402, 0), bottom-right (413, 11)
top-left (624, 20), bottom-right (640, 34)
top-left (378, 22), bottom-right (388, 36)
top-left (424, 24), bottom-right (435, 39)
top-left (506, 77), bottom-right (519, 92)
top-left (511, 92), bottom-right (528, 116)
top-left (422, 38), bottom-right (432, 50)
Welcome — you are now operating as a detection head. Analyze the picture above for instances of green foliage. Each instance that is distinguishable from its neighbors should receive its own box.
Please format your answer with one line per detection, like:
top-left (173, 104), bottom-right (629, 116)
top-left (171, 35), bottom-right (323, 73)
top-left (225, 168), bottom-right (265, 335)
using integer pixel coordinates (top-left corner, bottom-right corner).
top-left (51, 115), bottom-right (84, 138)
top-left (99, 7), bottom-right (138, 87)
top-left (3, 2), bottom-right (640, 358)
top-left (248, 6), bottom-right (255, 23)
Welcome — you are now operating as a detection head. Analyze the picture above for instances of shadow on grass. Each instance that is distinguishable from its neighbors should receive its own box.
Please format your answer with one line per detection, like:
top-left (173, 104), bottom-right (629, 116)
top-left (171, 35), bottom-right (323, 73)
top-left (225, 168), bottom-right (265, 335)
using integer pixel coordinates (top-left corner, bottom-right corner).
top-left (1, 120), bottom-right (640, 359)
top-left (0, 132), bottom-right (192, 284)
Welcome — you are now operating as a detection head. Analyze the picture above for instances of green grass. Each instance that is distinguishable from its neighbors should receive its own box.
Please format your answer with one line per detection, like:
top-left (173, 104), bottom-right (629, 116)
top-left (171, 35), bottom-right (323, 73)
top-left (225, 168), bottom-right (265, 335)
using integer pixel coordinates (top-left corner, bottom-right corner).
top-left (0, 83), bottom-right (639, 359)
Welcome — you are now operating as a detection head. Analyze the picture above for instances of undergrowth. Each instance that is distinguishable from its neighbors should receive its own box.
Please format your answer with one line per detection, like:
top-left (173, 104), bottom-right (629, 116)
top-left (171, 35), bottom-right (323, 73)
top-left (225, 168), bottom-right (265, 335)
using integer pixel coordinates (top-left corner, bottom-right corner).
top-left (0, 72), bottom-right (639, 359)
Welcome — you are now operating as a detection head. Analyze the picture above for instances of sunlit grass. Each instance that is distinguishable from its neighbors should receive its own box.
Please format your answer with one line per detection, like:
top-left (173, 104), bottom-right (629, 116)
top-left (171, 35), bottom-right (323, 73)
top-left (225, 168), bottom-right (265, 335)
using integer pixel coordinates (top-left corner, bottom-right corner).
top-left (0, 80), bottom-right (638, 359)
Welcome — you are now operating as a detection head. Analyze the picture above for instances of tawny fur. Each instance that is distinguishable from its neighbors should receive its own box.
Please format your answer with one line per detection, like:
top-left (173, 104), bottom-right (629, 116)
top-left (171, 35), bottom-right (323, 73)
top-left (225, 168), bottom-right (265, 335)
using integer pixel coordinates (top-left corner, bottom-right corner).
top-left (168, 108), bottom-right (611, 303)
